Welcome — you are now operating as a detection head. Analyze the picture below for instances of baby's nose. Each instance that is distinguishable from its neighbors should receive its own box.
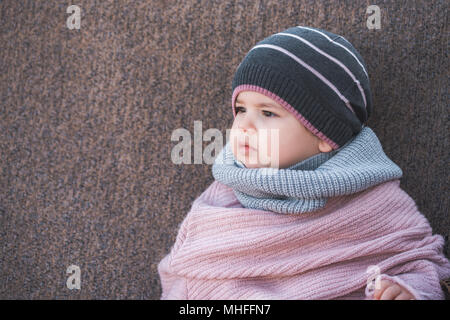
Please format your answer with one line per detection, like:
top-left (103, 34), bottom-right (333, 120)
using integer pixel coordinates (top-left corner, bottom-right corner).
top-left (240, 126), bottom-right (257, 135)
top-left (238, 118), bottom-right (256, 133)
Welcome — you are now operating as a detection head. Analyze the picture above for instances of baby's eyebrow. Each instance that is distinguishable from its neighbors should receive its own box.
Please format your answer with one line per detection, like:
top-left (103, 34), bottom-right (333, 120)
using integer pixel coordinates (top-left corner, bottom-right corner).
top-left (236, 99), bottom-right (282, 110)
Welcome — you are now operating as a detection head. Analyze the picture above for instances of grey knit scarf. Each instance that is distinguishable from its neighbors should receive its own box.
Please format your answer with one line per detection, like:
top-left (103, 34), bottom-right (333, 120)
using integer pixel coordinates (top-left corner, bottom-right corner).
top-left (211, 126), bottom-right (403, 214)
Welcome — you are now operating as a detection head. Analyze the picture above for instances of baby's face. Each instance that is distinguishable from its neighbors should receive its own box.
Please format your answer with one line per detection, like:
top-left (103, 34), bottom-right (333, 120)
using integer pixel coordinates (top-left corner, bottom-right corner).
top-left (230, 91), bottom-right (332, 169)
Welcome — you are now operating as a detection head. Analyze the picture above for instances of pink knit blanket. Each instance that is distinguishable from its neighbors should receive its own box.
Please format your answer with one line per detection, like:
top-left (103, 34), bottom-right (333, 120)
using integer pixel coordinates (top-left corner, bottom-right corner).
top-left (158, 179), bottom-right (450, 299)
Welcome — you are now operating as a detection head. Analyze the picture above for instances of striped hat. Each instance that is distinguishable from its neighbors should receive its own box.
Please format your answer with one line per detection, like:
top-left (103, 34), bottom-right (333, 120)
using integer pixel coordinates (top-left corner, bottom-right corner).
top-left (231, 26), bottom-right (373, 150)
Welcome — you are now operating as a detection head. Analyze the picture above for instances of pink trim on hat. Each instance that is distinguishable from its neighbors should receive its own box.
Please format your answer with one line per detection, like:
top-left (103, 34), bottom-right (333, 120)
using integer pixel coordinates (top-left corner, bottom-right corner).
top-left (232, 84), bottom-right (340, 150)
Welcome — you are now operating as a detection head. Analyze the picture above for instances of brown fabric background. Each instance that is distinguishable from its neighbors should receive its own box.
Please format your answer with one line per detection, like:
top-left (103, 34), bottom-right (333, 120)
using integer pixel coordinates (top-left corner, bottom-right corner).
top-left (0, 0), bottom-right (448, 299)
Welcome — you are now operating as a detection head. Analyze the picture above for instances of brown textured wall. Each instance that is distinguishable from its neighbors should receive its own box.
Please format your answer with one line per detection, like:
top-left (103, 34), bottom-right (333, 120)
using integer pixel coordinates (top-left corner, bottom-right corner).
top-left (0, 0), bottom-right (448, 299)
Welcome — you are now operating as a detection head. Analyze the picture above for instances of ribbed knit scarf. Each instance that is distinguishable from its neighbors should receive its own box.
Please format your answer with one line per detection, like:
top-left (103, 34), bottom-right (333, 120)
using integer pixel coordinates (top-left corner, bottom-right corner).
top-left (211, 126), bottom-right (403, 214)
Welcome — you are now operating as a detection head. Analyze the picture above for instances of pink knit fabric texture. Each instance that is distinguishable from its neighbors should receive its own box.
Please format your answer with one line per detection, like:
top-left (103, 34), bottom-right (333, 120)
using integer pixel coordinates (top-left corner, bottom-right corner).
top-left (158, 179), bottom-right (450, 300)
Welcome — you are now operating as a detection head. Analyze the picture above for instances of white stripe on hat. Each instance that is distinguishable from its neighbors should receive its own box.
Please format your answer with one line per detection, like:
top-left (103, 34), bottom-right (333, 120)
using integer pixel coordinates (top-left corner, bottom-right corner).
top-left (249, 43), bottom-right (356, 115)
top-left (297, 26), bottom-right (369, 79)
top-left (277, 32), bottom-right (367, 109)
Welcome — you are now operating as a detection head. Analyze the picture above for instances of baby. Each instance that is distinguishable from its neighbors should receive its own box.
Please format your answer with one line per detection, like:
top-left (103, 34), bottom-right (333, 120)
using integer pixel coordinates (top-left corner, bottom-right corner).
top-left (158, 26), bottom-right (450, 300)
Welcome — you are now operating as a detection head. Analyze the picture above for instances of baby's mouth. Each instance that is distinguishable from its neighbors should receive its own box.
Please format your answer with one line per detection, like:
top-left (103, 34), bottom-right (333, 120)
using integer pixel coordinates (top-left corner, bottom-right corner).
top-left (238, 139), bottom-right (256, 150)
top-left (239, 143), bottom-right (256, 152)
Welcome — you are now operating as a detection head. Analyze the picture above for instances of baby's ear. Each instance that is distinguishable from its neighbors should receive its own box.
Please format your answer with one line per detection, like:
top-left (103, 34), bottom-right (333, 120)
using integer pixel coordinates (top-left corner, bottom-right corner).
top-left (318, 139), bottom-right (333, 153)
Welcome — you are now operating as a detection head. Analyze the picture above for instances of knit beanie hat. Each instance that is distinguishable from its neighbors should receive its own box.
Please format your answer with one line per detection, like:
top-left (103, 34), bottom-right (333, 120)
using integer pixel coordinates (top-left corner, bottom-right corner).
top-left (231, 25), bottom-right (373, 150)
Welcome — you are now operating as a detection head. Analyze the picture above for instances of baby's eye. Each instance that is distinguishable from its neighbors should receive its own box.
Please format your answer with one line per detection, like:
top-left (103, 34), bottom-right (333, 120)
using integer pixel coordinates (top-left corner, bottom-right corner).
top-left (235, 107), bottom-right (245, 114)
top-left (236, 107), bottom-right (277, 118)
top-left (263, 110), bottom-right (277, 117)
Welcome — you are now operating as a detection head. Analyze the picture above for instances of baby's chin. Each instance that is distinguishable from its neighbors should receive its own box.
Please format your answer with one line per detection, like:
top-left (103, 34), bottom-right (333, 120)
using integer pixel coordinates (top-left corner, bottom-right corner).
top-left (241, 161), bottom-right (283, 169)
